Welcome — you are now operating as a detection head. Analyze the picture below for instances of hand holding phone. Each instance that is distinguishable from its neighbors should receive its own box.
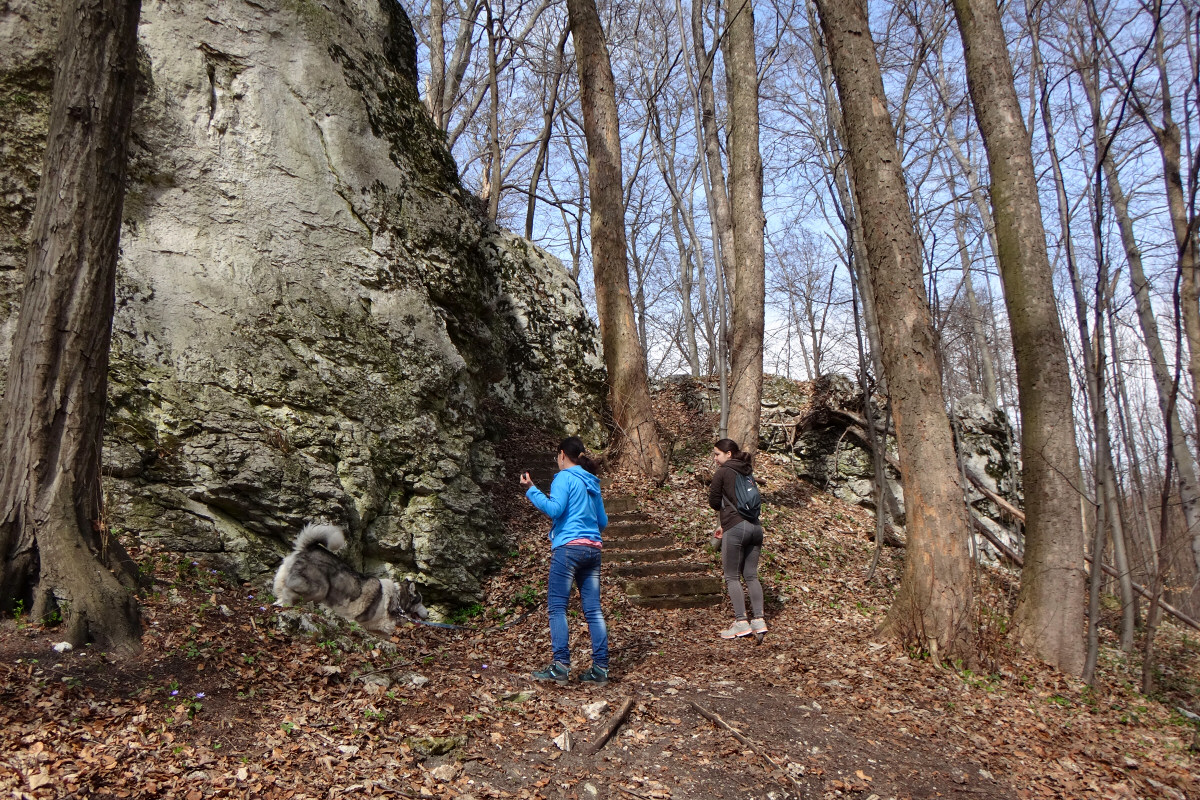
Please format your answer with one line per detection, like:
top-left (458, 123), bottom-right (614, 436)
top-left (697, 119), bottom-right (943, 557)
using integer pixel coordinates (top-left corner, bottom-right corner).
top-left (519, 471), bottom-right (533, 489)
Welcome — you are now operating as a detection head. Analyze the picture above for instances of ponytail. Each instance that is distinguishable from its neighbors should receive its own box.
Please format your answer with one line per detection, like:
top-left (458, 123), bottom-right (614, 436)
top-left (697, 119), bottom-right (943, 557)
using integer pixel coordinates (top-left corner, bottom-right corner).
top-left (559, 436), bottom-right (599, 475)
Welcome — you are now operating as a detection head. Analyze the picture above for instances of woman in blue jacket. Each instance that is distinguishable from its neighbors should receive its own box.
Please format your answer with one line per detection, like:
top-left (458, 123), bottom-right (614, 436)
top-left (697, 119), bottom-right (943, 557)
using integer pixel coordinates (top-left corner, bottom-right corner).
top-left (519, 436), bottom-right (609, 685)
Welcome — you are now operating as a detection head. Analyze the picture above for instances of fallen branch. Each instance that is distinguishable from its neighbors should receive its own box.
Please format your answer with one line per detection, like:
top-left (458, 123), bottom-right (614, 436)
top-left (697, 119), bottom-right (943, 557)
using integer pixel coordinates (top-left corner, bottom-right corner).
top-left (582, 695), bottom-right (636, 755)
top-left (688, 700), bottom-right (805, 797)
top-left (969, 514), bottom-right (1025, 566)
top-left (963, 469), bottom-right (1025, 522)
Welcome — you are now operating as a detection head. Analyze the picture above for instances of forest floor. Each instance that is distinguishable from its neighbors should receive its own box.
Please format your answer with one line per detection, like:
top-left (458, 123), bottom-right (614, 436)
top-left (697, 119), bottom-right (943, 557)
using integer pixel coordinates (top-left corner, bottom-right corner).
top-left (1, 388), bottom-right (1198, 800)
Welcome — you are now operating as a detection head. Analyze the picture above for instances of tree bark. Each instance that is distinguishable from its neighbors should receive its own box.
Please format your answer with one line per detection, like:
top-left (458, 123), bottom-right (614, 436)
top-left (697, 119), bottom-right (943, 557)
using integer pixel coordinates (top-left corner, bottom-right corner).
top-left (813, 0), bottom-right (975, 662)
top-left (722, 0), bottom-right (766, 454)
top-left (951, 0), bottom-right (1087, 675)
top-left (1027, 5), bottom-right (1135, 651)
top-left (565, 0), bottom-right (668, 482)
top-left (0, 0), bottom-right (143, 655)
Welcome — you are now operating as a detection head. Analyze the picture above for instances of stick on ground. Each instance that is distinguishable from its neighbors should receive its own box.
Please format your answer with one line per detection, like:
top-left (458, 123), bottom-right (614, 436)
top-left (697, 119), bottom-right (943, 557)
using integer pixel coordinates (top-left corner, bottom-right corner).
top-left (688, 700), bottom-right (806, 797)
top-left (582, 695), bottom-right (636, 755)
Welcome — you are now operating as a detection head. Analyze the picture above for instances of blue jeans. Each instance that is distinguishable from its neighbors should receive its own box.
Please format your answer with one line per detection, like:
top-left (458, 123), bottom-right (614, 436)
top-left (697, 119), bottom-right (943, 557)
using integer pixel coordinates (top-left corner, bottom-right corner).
top-left (547, 545), bottom-right (608, 668)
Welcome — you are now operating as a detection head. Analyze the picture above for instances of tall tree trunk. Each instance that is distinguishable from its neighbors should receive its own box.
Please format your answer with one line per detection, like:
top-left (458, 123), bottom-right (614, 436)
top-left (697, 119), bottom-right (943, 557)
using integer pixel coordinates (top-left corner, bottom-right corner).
top-left (814, 0), bottom-right (975, 662)
top-left (484, 1), bottom-right (502, 221)
top-left (722, 0), bottom-right (766, 454)
top-left (427, 0), bottom-right (448, 128)
top-left (1027, 4), bottom-right (1135, 650)
top-left (0, 0), bottom-right (143, 655)
top-left (671, 0), bottom-right (718, 377)
top-left (690, 0), bottom-right (735, 428)
top-left (951, 0), bottom-right (1087, 675)
top-left (565, 0), bottom-right (668, 481)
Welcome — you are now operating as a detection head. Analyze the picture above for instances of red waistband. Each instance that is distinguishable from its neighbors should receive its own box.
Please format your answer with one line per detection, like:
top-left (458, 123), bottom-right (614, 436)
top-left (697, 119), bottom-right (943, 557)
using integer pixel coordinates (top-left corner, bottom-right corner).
top-left (564, 538), bottom-right (603, 549)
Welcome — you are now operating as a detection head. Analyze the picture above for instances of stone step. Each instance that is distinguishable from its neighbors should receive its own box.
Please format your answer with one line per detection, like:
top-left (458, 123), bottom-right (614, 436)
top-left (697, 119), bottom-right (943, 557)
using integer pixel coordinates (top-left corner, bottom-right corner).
top-left (625, 576), bottom-right (724, 597)
top-left (627, 593), bottom-right (724, 609)
top-left (606, 547), bottom-right (691, 564)
top-left (611, 560), bottom-right (710, 578)
top-left (605, 521), bottom-right (661, 539)
top-left (605, 535), bottom-right (675, 552)
top-left (607, 511), bottom-right (649, 524)
top-left (606, 496), bottom-right (639, 515)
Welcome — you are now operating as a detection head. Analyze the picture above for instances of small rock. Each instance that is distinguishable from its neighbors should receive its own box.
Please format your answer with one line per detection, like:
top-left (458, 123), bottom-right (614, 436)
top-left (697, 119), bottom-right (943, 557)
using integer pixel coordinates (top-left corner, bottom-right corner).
top-left (553, 730), bottom-right (574, 751)
top-left (52, 642), bottom-right (73, 654)
top-left (360, 674), bottom-right (391, 691)
top-left (410, 674), bottom-right (429, 688)
top-left (582, 700), bottom-right (608, 720)
top-left (338, 745), bottom-right (359, 756)
top-left (582, 784), bottom-right (599, 798)
top-left (429, 763), bottom-right (459, 782)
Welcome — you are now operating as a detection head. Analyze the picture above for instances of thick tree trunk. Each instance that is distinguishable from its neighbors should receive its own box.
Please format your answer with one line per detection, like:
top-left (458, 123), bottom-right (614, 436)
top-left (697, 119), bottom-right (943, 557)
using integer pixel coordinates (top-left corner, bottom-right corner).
top-left (814, 0), bottom-right (975, 662)
top-left (565, 0), bottom-right (668, 482)
top-left (1028, 10), bottom-right (1136, 650)
top-left (952, 0), bottom-right (1087, 674)
top-left (0, 0), bottom-right (143, 655)
top-left (722, 0), bottom-right (765, 454)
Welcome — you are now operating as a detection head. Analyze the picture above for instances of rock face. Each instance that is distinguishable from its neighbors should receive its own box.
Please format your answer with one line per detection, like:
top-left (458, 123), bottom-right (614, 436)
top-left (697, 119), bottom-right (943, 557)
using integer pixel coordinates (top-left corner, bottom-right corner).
top-left (0, 0), bottom-right (607, 603)
top-left (719, 375), bottom-right (1024, 565)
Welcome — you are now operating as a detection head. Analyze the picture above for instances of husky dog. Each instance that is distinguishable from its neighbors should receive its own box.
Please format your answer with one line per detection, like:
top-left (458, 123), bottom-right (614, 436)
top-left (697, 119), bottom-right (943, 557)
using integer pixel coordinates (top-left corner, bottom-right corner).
top-left (273, 524), bottom-right (429, 633)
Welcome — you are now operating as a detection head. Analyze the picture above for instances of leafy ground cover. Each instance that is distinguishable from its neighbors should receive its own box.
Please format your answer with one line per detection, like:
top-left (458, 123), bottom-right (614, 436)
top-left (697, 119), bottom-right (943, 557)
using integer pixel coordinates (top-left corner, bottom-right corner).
top-left (1, 388), bottom-right (1197, 799)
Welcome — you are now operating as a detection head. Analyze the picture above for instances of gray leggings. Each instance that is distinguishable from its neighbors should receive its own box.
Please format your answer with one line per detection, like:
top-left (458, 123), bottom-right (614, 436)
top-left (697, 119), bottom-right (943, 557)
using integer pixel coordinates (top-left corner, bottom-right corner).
top-left (721, 519), bottom-right (764, 621)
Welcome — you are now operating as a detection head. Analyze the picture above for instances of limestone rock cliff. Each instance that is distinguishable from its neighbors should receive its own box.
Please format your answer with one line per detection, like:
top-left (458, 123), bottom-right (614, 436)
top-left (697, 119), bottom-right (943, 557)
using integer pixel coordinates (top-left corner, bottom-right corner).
top-left (0, 0), bottom-right (607, 603)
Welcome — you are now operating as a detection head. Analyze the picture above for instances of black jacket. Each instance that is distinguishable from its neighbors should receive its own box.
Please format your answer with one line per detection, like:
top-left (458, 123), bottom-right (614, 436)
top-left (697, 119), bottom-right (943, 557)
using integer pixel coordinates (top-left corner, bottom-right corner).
top-left (708, 455), bottom-right (755, 531)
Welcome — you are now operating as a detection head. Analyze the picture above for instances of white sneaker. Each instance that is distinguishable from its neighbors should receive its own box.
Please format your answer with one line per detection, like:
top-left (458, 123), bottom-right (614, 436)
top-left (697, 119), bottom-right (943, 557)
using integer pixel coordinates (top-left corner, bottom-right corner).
top-left (719, 620), bottom-right (753, 639)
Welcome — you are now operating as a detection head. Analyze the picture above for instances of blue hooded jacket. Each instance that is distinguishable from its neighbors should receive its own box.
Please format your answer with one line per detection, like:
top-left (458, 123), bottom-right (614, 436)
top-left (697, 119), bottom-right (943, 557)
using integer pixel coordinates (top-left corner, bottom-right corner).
top-left (526, 465), bottom-right (608, 549)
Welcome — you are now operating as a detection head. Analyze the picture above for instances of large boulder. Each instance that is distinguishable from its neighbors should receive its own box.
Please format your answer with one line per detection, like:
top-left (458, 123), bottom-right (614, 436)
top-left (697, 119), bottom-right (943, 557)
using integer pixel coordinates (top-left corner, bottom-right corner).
top-left (0, 0), bottom-right (607, 603)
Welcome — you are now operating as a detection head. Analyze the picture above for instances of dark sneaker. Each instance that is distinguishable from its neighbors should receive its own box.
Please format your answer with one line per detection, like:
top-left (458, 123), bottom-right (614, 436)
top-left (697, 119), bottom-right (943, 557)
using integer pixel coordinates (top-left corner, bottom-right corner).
top-left (532, 661), bottom-right (569, 684)
top-left (578, 664), bottom-right (609, 685)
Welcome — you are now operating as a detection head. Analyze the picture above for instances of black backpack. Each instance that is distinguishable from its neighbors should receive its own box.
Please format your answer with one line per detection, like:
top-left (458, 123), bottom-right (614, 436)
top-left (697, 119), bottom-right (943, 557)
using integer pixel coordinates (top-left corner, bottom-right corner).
top-left (731, 472), bottom-right (762, 523)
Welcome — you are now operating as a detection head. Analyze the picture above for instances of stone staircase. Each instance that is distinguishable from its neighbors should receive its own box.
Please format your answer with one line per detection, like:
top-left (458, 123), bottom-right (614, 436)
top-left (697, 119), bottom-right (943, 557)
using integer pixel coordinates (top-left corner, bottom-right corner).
top-left (605, 495), bottom-right (723, 609)
top-left (514, 452), bottom-right (722, 609)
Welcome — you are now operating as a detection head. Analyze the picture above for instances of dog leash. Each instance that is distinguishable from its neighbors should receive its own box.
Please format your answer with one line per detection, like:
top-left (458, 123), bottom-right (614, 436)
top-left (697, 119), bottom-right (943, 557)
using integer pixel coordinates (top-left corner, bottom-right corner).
top-left (402, 606), bottom-right (539, 633)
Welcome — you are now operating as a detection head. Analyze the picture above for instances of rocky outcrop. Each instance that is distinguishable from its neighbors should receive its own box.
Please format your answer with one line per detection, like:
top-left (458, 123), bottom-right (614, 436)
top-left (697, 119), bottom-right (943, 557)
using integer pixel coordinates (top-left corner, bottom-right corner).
top-left (0, 0), bottom-right (606, 604)
top-left (674, 375), bottom-right (1024, 565)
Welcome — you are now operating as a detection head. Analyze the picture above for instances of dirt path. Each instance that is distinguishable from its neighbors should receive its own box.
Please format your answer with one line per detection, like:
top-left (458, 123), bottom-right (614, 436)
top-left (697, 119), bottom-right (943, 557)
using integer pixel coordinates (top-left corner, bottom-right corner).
top-left (1, 421), bottom-right (1197, 798)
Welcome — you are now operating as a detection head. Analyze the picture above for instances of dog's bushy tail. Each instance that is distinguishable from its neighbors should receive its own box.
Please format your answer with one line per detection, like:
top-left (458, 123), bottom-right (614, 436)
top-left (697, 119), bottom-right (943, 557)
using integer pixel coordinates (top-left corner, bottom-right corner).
top-left (294, 523), bottom-right (346, 553)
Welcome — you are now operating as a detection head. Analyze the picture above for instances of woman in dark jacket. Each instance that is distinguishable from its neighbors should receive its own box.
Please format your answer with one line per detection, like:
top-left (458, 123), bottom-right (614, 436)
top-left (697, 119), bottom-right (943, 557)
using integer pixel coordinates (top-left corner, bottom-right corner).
top-left (708, 438), bottom-right (766, 639)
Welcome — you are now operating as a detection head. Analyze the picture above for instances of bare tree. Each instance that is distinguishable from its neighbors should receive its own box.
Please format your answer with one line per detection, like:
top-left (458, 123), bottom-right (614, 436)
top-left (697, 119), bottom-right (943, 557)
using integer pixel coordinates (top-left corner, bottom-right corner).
top-left (951, 0), bottom-right (1088, 675)
top-left (0, 0), bottom-right (143, 654)
top-left (1094, 0), bottom-right (1200, 614)
top-left (814, 0), bottom-right (975, 662)
top-left (565, 0), bottom-right (668, 480)
top-left (723, 0), bottom-right (767, 453)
